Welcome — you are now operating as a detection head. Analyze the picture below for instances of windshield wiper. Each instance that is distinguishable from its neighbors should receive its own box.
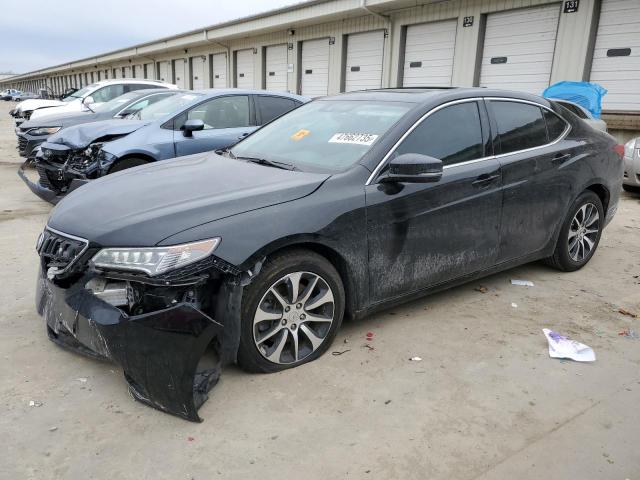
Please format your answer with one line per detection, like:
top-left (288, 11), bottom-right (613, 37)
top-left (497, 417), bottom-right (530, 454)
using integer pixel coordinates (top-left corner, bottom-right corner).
top-left (237, 156), bottom-right (296, 171)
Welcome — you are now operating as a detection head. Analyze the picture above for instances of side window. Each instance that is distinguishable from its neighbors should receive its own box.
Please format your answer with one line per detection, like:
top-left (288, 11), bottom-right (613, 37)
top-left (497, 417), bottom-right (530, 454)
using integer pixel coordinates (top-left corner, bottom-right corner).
top-left (125, 84), bottom-right (155, 93)
top-left (491, 101), bottom-right (548, 154)
top-left (91, 84), bottom-right (125, 103)
top-left (256, 96), bottom-right (297, 124)
top-left (394, 102), bottom-right (484, 166)
top-left (544, 109), bottom-right (567, 141)
top-left (183, 95), bottom-right (250, 130)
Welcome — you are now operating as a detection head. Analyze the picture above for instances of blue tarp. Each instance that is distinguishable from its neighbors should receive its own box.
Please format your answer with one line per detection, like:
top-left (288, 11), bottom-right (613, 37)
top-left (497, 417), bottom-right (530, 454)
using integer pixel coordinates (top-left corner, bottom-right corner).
top-left (542, 81), bottom-right (608, 119)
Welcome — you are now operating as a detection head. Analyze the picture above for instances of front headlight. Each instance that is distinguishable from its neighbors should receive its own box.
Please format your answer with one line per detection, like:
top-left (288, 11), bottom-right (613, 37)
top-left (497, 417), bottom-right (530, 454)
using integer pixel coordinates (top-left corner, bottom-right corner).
top-left (624, 139), bottom-right (637, 159)
top-left (97, 149), bottom-right (118, 169)
top-left (91, 238), bottom-right (220, 276)
top-left (28, 126), bottom-right (61, 136)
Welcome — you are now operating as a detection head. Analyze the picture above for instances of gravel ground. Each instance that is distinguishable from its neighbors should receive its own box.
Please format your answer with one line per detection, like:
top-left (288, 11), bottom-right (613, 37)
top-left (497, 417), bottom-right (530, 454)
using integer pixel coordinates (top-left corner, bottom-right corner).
top-left (0, 100), bottom-right (639, 480)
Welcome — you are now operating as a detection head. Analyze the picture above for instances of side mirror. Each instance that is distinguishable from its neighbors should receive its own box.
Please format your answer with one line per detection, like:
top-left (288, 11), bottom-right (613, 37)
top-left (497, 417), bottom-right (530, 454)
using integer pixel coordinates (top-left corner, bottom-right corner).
top-left (182, 119), bottom-right (205, 137)
top-left (379, 153), bottom-right (443, 183)
top-left (83, 95), bottom-right (95, 105)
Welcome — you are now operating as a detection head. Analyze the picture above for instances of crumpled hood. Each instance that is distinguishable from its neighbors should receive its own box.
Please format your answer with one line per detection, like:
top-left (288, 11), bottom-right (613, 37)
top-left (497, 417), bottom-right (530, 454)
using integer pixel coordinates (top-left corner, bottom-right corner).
top-left (46, 119), bottom-right (151, 149)
top-left (48, 153), bottom-right (330, 247)
top-left (18, 99), bottom-right (65, 112)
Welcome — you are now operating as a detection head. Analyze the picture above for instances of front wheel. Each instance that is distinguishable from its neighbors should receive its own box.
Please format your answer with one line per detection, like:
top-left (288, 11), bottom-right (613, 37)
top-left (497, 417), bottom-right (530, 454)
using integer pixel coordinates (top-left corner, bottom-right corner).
top-left (108, 157), bottom-right (148, 174)
top-left (237, 249), bottom-right (345, 373)
top-left (545, 190), bottom-right (604, 272)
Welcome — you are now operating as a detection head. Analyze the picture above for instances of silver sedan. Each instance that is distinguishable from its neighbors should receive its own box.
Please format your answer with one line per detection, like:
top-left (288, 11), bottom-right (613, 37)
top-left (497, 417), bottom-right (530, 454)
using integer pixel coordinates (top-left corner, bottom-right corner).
top-left (623, 137), bottom-right (640, 193)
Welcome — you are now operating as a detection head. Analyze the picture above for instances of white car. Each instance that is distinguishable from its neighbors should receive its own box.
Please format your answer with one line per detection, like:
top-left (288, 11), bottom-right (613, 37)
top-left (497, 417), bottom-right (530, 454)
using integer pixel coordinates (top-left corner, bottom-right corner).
top-left (551, 99), bottom-right (608, 132)
top-left (623, 137), bottom-right (640, 193)
top-left (14, 79), bottom-right (177, 124)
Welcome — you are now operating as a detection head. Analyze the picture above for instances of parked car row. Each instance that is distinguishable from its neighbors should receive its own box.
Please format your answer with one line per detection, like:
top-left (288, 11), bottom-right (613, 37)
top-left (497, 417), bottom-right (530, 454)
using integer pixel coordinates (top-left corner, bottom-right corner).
top-left (12, 85), bottom-right (625, 422)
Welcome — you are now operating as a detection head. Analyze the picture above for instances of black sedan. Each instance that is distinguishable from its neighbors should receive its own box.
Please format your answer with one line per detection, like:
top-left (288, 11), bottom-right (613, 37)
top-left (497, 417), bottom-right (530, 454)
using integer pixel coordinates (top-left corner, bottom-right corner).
top-left (35, 88), bottom-right (623, 421)
top-left (15, 88), bottom-right (179, 159)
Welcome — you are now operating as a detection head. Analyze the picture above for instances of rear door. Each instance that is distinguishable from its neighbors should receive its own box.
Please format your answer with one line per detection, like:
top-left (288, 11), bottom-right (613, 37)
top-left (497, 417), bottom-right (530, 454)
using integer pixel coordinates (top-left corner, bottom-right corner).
top-left (365, 100), bottom-right (502, 302)
top-left (487, 99), bottom-right (573, 262)
top-left (173, 95), bottom-right (256, 157)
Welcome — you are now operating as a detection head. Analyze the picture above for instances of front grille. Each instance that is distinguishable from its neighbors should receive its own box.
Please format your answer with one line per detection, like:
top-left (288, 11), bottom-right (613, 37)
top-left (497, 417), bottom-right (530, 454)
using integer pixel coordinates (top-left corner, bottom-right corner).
top-left (17, 135), bottom-right (28, 154)
top-left (37, 228), bottom-right (88, 274)
top-left (35, 165), bottom-right (53, 188)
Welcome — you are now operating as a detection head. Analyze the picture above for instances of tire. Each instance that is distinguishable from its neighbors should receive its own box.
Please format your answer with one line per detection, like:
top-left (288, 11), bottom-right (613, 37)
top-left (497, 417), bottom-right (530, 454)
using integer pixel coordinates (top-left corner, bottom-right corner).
top-left (545, 190), bottom-right (604, 272)
top-left (108, 157), bottom-right (148, 174)
top-left (237, 249), bottom-right (345, 373)
top-left (622, 184), bottom-right (640, 194)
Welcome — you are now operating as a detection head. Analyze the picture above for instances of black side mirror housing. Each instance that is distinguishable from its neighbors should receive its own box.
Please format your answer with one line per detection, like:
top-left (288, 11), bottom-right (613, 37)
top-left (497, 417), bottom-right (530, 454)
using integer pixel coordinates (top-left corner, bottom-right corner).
top-left (182, 119), bottom-right (205, 137)
top-left (379, 153), bottom-right (443, 183)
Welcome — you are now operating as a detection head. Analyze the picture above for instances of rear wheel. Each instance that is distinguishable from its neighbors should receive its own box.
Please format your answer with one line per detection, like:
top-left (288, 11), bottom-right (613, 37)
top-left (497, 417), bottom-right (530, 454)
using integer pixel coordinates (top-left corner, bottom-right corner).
top-left (545, 190), bottom-right (604, 272)
top-left (109, 157), bottom-right (148, 174)
top-left (237, 249), bottom-right (345, 373)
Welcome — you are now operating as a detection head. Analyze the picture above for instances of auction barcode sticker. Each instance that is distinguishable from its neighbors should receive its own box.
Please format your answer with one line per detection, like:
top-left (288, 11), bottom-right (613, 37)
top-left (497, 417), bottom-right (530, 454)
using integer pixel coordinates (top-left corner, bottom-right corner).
top-left (328, 133), bottom-right (379, 146)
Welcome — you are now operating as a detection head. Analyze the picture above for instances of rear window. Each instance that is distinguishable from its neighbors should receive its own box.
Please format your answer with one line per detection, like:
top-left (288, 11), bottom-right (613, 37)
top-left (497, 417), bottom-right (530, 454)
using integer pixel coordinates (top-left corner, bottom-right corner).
top-left (491, 101), bottom-right (548, 154)
top-left (256, 96), bottom-right (298, 124)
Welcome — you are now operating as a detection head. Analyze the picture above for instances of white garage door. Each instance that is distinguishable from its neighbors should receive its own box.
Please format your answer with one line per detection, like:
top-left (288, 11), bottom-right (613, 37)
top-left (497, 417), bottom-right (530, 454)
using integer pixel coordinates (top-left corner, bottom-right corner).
top-left (133, 65), bottom-right (144, 79)
top-left (157, 61), bottom-right (171, 82)
top-left (144, 63), bottom-right (154, 79)
top-left (112, 68), bottom-right (121, 79)
top-left (479, 5), bottom-right (560, 95)
top-left (590, 0), bottom-right (640, 111)
top-left (191, 56), bottom-right (206, 89)
top-left (265, 44), bottom-right (288, 92)
top-left (301, 38), bottom-right (330, 97)
top-left (402, 20), bottom-right (457, 87)
top-left (123, 66), bottom-right (132, 78)
top-left (212, 53), bottom-right (227, 88)
top-left (236, 49), bottom-right (255, 88)
top-left (345, 30), bottom-right (385, 92)
top-left (174, 59), bottom-right (187, 88)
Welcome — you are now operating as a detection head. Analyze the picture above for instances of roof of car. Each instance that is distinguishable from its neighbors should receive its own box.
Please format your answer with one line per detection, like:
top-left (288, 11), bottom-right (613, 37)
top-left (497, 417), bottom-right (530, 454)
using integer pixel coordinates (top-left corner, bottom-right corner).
top-left (325, 87), bottom-right (553, 107)
top-left (190, 88), bottom-right (309, 102)
top-left (91, 79), bottom-right (174, 86)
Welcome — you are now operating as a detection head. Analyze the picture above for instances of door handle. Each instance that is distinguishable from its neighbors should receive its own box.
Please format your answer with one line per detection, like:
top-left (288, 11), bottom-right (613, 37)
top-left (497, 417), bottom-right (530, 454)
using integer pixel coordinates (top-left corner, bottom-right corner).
top-left (472, 173), bottom-right (500, 187)
top-left (552, 153), bottom-right (571, 164)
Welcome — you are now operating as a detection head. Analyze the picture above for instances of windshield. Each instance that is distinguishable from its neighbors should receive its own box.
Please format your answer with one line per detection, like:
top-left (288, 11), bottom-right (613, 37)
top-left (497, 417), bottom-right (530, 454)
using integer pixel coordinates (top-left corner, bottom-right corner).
top-left (230, 100), bottom-right (413, 172)
top-left (135, 93), bottom-right (202, 121)
top-left (62, 84), bottom-right (96, 102)
top-left (93, 92), bottom-right (141, 113)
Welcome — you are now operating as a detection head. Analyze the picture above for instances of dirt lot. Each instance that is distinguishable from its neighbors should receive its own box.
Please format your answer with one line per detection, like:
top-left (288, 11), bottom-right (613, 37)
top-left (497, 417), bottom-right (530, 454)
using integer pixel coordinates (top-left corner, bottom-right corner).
top-left (0, 101), bottom-right (639, 480)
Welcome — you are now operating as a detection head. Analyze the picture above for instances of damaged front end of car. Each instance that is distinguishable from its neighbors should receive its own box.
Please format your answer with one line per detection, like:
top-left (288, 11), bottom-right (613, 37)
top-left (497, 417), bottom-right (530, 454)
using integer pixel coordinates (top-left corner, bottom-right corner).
top-left (36, 227), bottom-right (256, 422)
top-left (18, 141), bottom-right (103, 204)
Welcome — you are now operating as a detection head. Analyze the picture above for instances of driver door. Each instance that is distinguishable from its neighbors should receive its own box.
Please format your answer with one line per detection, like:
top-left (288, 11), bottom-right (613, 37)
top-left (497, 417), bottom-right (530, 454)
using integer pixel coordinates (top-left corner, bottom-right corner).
top-left (173, 95), bottom-right (257, 157)
top-left (365, 100), bottom-right (503, 303)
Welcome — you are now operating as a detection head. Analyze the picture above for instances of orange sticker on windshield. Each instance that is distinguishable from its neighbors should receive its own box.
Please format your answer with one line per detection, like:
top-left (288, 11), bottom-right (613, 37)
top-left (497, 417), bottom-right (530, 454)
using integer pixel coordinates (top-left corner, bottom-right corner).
top-left (291, 129), bottom-right (310, 141)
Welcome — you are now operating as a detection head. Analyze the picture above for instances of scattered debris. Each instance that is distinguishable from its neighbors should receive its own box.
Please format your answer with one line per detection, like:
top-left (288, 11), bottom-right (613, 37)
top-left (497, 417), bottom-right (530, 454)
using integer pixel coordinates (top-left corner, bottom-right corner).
top-left (364, 344), bottom-right (375, 351)
top-left (29, 400), bottom-right (43, 407)
top-left (542, 328), bottom-right (595, 362)
top-left (618, 308), bottom-right (638, 318)
top-left (511, 279), bottom-right (534, 287)
top-left (511, 302), bottom-right (518, 308)
top-left (343, 338), bottom-right (349, 344)
top-left (618, 329), bottom-right (639, 340)
top-left (474, 286), bottom-right (488, 293)
top-left (332, 349), bottom-right (351, 356)
top-left (76, 377), bottom-right (88, 383)
top-left (48, 426), bottom-right (58, 432)
top-left (384, 400), bottom-right (392, 405)
top-left (409, 356), bottom-right (422, 362)
top-left (366, 332), bottom-right (375, 341)
top-left (187, 436), bottom-right (195, 442)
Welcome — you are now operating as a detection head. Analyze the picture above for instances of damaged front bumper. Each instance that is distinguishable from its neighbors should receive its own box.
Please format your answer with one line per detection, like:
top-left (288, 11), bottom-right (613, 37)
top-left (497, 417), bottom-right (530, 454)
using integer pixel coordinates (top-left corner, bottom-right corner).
top-left (36, 269), bottom-right (224, 422)
top-left (17, 159), bottom-right (89, 205)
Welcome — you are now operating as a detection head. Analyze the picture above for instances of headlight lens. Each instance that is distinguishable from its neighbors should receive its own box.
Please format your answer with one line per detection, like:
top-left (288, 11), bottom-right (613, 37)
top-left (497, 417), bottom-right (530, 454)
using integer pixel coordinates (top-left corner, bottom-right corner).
top-left (91, 238), bottom-right (220, 276)
top-left (28, 126), bottom-right (61, 136)
top-left (98, 149), bottom-right (118, 169)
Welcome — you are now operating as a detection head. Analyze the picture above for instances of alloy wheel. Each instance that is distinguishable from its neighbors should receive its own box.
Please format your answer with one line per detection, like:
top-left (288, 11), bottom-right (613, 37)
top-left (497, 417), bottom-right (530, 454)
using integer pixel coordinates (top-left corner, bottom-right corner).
top-left (567, 202), bottom-right (600, 262)
top-left (253, 271), bottom-right (335, 365)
